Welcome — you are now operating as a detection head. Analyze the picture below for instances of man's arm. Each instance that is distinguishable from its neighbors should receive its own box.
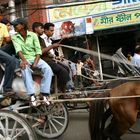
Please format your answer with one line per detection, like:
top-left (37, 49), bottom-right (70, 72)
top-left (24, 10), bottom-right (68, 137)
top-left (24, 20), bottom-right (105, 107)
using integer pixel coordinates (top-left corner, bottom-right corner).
top-left (32, 54), bottom-right (40, 70)
top-left (18, 51), bottom-right (29, 69)
top-left (42, 43), bottom-right (60, 55)
top-left (32, 33), bottom-right (42, 69)
top-left (3, 24), bottom-right (11, 43)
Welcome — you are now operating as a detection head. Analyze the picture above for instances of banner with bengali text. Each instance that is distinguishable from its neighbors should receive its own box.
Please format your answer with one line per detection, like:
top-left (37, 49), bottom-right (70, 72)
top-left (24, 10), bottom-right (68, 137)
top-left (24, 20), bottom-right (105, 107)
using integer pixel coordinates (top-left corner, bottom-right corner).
top-left (48, 0), bottom-right (140, 22)
top-left (93, 9), bottom-right (140, 30)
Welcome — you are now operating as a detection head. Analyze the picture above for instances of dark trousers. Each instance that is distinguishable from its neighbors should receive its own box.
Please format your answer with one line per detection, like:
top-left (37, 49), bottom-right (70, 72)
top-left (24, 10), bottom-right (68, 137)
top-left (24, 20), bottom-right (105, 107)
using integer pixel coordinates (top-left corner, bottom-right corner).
top-left (0, 49), bottom-right (16, 90)
top-left (1, 42), bottom-right (16, 56)
top-left (47, 60), bottom-right (70, 92)
top-left (1, 43), bottom-right (19, 69)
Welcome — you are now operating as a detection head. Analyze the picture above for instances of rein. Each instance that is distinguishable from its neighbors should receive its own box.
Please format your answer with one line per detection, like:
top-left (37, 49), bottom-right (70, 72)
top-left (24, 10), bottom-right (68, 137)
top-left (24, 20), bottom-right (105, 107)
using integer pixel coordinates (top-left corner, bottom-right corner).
top-left (61, 44), bottom-right (134, 66)
top-left (51, 95), bottom-right (140, 103)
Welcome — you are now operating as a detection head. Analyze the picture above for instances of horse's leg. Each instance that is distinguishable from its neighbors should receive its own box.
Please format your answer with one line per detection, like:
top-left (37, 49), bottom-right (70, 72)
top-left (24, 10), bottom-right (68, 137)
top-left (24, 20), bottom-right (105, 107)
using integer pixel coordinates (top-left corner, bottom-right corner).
top-left (110, 99), bottom-right (138, 138)
top-left (103, 121), bottom-right (122, 140)
top-left (101, 108), bottom-right (112, 140)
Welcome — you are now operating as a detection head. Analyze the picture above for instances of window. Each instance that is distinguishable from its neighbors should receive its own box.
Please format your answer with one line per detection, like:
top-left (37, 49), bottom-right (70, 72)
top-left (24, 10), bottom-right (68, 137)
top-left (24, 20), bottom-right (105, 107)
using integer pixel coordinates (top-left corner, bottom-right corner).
top-left (15, 0), bottom-right (27, 18)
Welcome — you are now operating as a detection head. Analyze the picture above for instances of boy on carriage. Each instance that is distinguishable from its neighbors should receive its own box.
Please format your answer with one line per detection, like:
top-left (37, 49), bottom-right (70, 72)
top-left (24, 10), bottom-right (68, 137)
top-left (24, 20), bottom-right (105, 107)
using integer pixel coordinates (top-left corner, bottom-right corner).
top-left (32, 22), bottom-right (70, 93)
top-left (11, 18), bottom-right (53, 105)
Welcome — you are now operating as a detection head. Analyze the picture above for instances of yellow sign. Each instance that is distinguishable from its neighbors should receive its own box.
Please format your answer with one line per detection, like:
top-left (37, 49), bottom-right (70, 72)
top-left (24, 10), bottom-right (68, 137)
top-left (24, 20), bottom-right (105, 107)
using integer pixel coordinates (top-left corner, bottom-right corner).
top-left (48, 2), bottom-right (112, 22)
top-left (48, 1), bottom-right (140, 22)
top-left (93, 10), bottom-right (140, 30)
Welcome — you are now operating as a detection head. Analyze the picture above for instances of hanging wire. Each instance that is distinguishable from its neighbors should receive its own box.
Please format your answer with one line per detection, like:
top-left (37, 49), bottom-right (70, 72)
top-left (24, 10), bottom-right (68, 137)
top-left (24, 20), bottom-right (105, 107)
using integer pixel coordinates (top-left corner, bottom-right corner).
top-left (3, 0), bottom-right (116, 17)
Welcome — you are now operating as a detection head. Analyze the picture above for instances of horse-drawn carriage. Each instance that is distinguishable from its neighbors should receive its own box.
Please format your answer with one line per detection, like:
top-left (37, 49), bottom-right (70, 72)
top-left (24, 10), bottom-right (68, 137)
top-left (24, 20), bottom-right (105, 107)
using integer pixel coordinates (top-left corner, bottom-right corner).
top-left (0, 47), bottom-right (140, 140)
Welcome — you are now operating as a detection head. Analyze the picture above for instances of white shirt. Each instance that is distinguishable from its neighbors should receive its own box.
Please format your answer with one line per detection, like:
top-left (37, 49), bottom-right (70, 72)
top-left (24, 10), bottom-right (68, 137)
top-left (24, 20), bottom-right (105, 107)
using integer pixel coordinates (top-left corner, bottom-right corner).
top-left (76, 62), bottom-right (83, 75)
top-left (40, 34), bottom-right (55, 56)
top-left (9, 26), bottom-right (16, 36)
top-left (131, 53), bottom-right (140, 67)
top-left (70, 62), bottom-right (76, 76)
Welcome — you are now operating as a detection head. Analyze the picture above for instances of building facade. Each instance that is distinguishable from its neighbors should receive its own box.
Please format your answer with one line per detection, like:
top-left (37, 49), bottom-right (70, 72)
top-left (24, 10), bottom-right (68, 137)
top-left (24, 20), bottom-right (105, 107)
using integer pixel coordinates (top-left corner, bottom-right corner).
top-left (46, 0), bottom-right (140, 79)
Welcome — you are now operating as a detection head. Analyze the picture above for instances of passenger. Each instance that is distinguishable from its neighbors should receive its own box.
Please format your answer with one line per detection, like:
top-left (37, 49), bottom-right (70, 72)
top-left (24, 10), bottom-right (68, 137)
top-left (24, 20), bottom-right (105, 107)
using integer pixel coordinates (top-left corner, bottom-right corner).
top-left (1, 18), bottom-right (11, 33)
top-left (0, 10), bottom-right (16, 94)
top-left (11, 18), bottom-right (53, 103)
top-left (42, 23), bottom-right (70, 72)
top-left (32, 22), bottom-right (70, 93)
top-left (0, 18), bottom-right (16, 56)
top-left (81, 54), bottom-right (101, 87)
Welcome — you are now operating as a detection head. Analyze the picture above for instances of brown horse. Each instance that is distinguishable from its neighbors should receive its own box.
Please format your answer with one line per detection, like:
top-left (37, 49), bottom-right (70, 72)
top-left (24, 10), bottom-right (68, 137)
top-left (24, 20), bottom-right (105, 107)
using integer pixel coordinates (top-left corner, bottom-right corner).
top-left (89, 80), bottom-right (140, 140)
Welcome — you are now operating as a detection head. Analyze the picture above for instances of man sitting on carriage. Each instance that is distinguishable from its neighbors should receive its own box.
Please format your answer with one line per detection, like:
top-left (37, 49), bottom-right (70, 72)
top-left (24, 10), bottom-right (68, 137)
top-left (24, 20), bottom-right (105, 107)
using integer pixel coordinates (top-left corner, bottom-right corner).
top-left (32, 22), bottom-right (70, 93)
top-left (11, 18), bottom-right (53, 105)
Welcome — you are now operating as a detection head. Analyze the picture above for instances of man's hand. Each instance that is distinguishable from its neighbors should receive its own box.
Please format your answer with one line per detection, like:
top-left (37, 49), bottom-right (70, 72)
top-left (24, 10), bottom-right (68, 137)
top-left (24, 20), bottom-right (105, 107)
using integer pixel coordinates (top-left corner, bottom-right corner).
top-left (48, 53), bottom-right (55, 58)
top-left (20, 60), bottom-right (29, 69)
top-left (31, 54), bottom-right (40, 70)
top-left (31, 63), bottom-right (37, 70)
top-left (52, 43), bottom-right (60, 49)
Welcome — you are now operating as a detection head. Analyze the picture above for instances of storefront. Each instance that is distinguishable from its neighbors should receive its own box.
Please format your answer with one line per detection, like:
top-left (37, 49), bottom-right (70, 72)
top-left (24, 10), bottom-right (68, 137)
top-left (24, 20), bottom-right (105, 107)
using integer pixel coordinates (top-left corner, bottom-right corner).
top-left (47, 0), bottom-right (140, 79)
top-left (92, 7), bottom-right (140, 77)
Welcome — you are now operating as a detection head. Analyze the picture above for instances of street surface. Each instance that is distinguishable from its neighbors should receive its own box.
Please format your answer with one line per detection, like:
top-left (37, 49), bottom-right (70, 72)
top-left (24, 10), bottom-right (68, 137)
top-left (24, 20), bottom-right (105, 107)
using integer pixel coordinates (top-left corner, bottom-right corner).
top-left (38, 109), bottom-right (140, 140)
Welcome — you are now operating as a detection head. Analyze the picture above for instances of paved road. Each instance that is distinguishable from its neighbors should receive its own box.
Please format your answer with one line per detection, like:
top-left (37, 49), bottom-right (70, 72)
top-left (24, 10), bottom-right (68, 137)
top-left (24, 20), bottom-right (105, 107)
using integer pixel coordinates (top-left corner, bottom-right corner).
top-left (38, 109), bottom-right (140, 140)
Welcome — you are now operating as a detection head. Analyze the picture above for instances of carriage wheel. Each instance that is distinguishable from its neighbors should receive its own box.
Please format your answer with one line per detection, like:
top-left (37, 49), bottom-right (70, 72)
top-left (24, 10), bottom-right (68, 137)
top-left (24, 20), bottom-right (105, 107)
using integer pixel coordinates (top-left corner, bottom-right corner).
top-left (0, 110), bottom-right (37, 140)
top-left (29, 103), bottom-right (69, 139)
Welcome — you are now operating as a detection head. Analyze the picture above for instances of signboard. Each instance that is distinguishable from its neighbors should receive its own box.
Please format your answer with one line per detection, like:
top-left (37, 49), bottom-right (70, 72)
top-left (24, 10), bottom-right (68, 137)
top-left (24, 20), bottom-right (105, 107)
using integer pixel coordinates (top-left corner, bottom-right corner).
top-left (48, 0), bottom-right (140, 22)
top-left (93, 9), bottom-right (140, 30)
top-left (52, 17), bottom-right (93, 40)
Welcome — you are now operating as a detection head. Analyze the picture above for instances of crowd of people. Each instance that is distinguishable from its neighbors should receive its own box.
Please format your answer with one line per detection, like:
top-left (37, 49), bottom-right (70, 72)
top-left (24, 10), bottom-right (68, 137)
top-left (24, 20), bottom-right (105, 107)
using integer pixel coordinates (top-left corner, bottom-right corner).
top-left (0, 10), bottom-right (68, 105)
top-left (2, 10), bottom-right (140, 106)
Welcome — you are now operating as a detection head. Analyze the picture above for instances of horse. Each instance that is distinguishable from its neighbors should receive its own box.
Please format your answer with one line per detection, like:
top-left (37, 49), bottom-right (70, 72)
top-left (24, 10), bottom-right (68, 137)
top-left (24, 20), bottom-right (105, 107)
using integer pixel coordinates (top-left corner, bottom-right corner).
top-left (89, 79), bottom-right (140, 140)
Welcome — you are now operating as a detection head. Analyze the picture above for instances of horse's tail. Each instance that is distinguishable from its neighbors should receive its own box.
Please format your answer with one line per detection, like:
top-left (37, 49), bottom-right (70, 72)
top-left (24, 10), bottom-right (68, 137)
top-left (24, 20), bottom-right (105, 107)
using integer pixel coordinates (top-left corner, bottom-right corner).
top-left (89, 91), bottom-right (110, 140)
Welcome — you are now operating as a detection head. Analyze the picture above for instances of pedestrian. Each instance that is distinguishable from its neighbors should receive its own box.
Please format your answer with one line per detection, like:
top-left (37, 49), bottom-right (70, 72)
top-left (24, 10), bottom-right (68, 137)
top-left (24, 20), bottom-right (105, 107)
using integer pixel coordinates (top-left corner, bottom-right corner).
top-left (11, 18), bottom-right (53, 105)
top-left (75, 58), bottom-right (83, 88)
top-left (131, 45), bottom-right (140, 70)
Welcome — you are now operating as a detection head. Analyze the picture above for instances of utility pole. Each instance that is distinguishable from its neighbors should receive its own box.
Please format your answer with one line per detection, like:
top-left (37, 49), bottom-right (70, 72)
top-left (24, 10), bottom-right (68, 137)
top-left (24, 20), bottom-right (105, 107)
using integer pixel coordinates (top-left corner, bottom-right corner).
top-left (8, 0), bottom-right (16, 21)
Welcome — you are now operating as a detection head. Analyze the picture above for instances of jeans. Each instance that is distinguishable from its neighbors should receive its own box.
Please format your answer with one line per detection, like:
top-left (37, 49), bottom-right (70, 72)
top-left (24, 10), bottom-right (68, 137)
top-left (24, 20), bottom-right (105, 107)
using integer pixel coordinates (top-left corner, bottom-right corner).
top-left (0, 50), bottom-right (16, 91)
top-left (21, 59), bottom-right (53, 95)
